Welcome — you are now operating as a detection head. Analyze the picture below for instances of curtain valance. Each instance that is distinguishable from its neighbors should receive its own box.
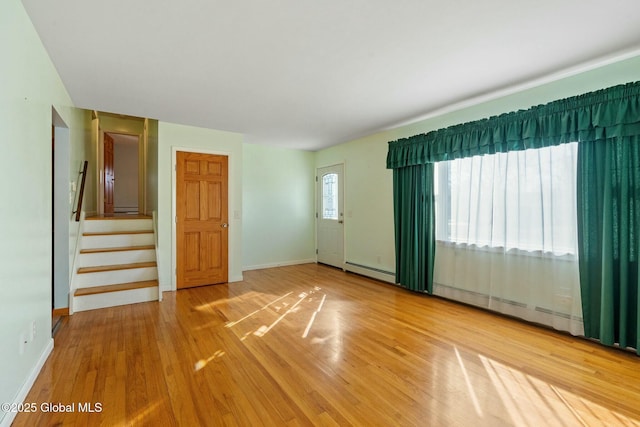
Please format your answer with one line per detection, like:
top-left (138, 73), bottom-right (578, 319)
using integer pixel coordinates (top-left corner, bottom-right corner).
top-left (387, 81), bottom-right (640, 169)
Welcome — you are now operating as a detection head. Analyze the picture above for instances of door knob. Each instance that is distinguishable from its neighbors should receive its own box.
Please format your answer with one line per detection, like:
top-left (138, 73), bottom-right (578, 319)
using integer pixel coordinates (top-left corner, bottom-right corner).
top-left (221, 223), bottom-right (228, 228)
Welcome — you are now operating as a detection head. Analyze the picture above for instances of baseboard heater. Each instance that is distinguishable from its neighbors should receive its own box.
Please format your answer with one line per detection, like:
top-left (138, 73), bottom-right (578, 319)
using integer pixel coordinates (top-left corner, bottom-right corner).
top-left (535, 306), bottom-right (583, 321)
top-left (344, 261), bottom-right (395, 284)
top-left (434, 282), bottom-right (582, 322)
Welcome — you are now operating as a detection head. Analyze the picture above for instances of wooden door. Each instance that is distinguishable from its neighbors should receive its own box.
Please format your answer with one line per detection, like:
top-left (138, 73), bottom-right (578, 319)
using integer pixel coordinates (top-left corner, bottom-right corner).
top-left (104, 133), bottom-right (114, 215)
top-left (177, 151), bottom-right (229, 289)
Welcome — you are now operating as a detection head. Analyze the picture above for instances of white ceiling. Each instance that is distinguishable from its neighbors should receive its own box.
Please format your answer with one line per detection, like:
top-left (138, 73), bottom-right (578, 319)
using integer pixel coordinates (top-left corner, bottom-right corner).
top-left (22, 0), bottom-right (640, 151)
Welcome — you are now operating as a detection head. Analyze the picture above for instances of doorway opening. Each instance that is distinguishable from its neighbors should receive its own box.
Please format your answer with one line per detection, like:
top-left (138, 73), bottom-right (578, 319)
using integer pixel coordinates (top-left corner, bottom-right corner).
top-left (52, 108), bottom-right (70, 331)
top-left (93, 111), bottom-right (148, 217)
top-left (104, 132), bottom-right (140, 215)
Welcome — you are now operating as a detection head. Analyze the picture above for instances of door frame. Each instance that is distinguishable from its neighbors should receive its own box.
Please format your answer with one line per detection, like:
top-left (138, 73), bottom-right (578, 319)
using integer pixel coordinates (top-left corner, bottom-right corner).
top-left (52, 108), bottom-right (70, 311)
top-left (103, 132), bottom-right (115, 214)
top-left (171, 147), bottom-right (234, 291)
top-left (104, 131), bottom-right (143, 214)
top-left (316, 162), bottom-right (346, 269)
top-left (94, 112), bottom-right (147, 216)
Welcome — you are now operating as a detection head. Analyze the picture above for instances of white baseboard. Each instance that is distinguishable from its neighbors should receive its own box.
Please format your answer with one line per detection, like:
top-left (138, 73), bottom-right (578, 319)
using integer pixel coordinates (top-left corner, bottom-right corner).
top-left (243, 259), bottom-right (316, 272)
top-left (0, 338), bottom-right (54, 427)
top-left (229, 274), bottom-right (244, 283)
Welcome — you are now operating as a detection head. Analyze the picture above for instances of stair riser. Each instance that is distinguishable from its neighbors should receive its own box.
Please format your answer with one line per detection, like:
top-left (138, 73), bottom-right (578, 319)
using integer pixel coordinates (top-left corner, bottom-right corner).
top-left (82, 234), bottom-right (154, 250)
top-left (73, 287), bottom-right (159, 312)
top-left (79, 250), bottom-right (156, 267)
top-left (75, 267), bottom-right (158, 288)
top-left (84, 219), bottom-right (153, 233)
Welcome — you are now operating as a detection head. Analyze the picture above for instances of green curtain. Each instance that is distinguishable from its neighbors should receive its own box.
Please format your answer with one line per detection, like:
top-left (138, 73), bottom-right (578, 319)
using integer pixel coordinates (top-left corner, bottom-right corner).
top-left (387, 81), bottom-right (640, 169)
top-left (388, 80), bottom-right (640, 353)
top-left (578, 136), bottom-right (640, 352)
top-left (392, 164), bottom-right (435, 293)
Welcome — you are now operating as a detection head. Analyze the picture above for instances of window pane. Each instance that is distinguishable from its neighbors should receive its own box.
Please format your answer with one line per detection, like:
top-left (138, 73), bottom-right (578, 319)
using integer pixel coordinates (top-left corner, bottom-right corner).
top-left (322, 173), bottom-right (338, 220)
top-left (435, 142), bottom-right (578, 254)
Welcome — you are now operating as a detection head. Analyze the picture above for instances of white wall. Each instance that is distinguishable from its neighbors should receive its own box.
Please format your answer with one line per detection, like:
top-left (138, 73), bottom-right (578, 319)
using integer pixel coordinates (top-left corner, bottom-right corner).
top-left (157, 122), bottom-right (244, 291)
top-left (316, 54), bottom-right (640, 278)
top-left (0, 1), bottom-right (86, 424)
top-left (242, 143), bottom-right (316, 269)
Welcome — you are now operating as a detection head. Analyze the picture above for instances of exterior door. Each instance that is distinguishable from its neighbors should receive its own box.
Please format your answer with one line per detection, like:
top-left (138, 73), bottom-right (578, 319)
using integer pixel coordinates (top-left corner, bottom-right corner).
top-left (104, 133), bottom-right (114, 214)
top-left (317, 164), bottom-right (344, 268)
top-left (176, 151), bottom-right (229, 289)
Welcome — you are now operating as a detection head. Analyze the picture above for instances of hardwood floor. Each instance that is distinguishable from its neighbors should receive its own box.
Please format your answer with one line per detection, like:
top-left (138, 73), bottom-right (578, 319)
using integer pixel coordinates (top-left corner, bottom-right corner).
top-left (14, 264), bottom-right (640, 426)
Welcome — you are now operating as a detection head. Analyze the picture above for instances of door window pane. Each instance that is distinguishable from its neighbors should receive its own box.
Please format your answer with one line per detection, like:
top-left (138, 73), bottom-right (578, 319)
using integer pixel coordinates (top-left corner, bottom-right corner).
top-left (322, 173), bottom-right (338, 220)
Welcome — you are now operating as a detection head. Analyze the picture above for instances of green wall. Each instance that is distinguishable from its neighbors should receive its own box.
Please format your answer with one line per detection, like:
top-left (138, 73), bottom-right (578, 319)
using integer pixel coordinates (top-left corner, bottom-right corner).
top-left (75, 109), bottom-right (96, 214)
top-left (315, 136), bottom-right (395, 274)
top-left (157, 122), bottom-right (244, 290)
top-left (99, 114), bottom-right (145, 134)
top-left (146, 119), bottom-right (159, 213)
top-left (242, 143), bottom-right (316, 269)
top-left (316, 54), bottom-right (640, 276)
top-left (0, 0), bottom-right (88, 423)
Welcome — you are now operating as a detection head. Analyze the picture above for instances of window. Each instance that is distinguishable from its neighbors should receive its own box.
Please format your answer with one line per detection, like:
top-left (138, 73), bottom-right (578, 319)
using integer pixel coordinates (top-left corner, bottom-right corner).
top-left (434, 142), bottom-right (578, 255)
top-left (322, 173), bottom-right (338, 220)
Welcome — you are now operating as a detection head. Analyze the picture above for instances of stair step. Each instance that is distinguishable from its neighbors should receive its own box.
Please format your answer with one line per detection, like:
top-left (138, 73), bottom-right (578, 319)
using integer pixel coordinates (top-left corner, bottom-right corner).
top-left (83, 217), bottom-right (154, 234)
top-left (83, 230), bottom-right (153, 237)
top-left (80, 245), bottom-right (155, 254)
top-left (75, 280), bottom-right (158, 297)
top-left (81, 233), bottom-right (154, 250)
top-left (78, 261), bottom-right (157, 274)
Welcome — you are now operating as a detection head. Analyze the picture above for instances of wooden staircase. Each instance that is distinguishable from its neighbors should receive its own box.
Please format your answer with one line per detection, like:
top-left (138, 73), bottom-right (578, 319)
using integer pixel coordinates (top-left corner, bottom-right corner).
top-left (73, 215), bottom-right (159, 312)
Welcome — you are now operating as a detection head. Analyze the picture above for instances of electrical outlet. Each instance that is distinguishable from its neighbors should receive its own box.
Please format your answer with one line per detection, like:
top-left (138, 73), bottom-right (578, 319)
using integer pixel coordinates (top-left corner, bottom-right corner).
top-left (31, 320), bottom-right (37, 341)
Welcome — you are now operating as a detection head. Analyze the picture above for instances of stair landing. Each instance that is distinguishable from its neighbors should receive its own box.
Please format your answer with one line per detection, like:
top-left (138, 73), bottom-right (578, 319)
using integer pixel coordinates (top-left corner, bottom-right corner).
top-left (86, 214), bottom-right (152, 220)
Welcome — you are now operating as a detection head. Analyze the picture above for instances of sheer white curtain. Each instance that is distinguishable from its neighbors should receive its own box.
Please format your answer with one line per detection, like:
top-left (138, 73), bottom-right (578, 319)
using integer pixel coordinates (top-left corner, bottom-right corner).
top-left (433, 142), bottom-right (583, 335)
